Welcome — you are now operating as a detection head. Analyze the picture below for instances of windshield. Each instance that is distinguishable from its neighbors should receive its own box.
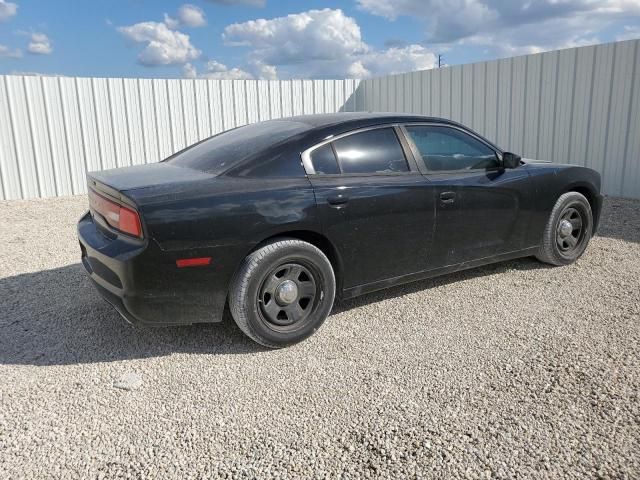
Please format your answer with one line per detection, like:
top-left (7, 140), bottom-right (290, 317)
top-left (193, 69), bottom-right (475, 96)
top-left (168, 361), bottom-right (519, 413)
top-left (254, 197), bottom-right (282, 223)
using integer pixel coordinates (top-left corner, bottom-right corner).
top-left (164, 120), bottom-right (309, 174)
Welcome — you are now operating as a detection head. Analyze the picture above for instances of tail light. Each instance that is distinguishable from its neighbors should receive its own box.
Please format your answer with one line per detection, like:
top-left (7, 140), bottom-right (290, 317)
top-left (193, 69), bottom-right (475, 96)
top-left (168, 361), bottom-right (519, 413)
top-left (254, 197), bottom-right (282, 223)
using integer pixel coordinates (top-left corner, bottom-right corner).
top-left (88, 189), bottom-right (143, 238)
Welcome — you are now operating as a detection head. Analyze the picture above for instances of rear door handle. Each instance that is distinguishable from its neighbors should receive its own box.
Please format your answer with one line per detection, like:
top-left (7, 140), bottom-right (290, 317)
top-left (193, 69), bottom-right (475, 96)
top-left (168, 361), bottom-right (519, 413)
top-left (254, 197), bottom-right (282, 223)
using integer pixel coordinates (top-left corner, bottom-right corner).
top-left (327, 195), bottom-right (349, 207)
top-left (440, 191), bottom-right (456, 204)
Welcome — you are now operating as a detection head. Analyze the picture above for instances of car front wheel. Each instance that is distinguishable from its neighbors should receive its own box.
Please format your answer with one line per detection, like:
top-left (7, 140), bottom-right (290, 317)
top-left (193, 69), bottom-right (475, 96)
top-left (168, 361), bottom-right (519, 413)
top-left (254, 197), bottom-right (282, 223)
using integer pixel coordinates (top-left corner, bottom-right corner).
top-left (536, 191), bottom-right (593, 266)
top-left (229, 238), bottom-right (336, 348)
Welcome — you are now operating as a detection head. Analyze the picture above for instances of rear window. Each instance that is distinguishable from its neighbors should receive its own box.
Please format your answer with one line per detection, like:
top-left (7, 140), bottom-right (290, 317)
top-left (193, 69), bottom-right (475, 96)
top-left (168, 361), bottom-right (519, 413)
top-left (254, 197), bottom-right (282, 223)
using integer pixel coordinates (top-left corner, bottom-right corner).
top-left (164, 120), bottom-right (309, 174)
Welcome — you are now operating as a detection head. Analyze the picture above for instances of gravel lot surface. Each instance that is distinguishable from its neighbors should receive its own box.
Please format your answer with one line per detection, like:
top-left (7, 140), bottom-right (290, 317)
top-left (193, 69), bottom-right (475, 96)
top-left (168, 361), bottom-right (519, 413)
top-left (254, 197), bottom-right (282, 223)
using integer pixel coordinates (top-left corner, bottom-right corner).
top-left (1, 196), bottom-right (639, 479)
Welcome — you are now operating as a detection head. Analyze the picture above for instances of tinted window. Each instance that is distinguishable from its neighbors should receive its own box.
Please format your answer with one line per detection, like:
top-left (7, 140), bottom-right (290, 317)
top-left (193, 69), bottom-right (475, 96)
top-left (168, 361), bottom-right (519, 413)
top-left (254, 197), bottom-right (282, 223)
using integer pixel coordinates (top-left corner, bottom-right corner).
top-left (229, 152), bottom-right (306, 177)
top-left (405, 126), bottom-right (499, 172)
top-left (332, 128), bottom-right (408, 174)
top-left (165, 120), bottom-right (309, 174)
top-left (310, 144), bottom-right (340, 174)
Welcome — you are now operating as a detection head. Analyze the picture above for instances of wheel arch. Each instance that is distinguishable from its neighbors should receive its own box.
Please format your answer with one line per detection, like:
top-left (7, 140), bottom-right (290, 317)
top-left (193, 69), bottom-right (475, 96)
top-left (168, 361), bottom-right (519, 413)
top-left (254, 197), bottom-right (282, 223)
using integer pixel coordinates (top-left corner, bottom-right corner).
top-left (564, 182), bottom-right (599, 233)
top-left (250, 230), bottom-right (344, 297)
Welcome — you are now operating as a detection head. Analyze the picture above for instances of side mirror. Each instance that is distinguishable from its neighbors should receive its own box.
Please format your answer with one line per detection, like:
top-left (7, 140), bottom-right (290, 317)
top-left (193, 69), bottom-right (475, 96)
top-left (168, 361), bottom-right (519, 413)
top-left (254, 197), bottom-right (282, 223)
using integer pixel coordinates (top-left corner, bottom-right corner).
top-left (502, 152), bottom-right (521, 169)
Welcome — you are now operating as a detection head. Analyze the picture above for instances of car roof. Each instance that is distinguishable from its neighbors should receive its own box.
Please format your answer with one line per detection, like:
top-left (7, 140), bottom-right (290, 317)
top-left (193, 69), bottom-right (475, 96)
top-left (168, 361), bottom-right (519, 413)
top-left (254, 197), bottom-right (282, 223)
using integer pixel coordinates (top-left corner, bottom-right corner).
top-left (281, 112), bottom-right (458, 129)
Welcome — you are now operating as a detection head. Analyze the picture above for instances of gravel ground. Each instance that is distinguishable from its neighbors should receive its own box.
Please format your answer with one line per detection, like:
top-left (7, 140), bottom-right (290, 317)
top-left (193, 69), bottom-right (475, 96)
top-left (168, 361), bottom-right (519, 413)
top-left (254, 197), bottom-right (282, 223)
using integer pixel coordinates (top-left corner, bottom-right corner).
top-left (0, 195), bottom-right (639, 479)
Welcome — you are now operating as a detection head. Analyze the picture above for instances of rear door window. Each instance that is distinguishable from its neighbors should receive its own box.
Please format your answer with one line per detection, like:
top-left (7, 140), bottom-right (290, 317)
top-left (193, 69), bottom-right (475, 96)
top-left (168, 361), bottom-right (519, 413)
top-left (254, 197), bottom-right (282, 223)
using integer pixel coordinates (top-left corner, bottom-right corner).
top-left (332, 128), bottom-right (409, 174)
top-left (310, 144), bottom-right (340, 174)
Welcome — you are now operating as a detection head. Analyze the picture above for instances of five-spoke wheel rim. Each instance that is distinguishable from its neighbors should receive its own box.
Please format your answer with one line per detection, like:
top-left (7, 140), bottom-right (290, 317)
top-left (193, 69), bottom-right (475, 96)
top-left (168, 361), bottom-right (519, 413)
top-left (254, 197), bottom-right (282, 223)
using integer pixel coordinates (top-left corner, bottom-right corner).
top-left (556, 206), bottom-right (584, 253)
top-left (258, 262), bottom-right (319, 330)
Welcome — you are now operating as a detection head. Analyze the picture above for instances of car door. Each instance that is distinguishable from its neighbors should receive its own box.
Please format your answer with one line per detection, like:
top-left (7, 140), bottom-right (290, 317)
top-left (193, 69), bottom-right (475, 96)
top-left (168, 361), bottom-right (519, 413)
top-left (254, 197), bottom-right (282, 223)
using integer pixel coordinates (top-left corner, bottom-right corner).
top-left (401, 124), bottom-right (534, 268)
top-left (302, 125), bottom-right (436, 290)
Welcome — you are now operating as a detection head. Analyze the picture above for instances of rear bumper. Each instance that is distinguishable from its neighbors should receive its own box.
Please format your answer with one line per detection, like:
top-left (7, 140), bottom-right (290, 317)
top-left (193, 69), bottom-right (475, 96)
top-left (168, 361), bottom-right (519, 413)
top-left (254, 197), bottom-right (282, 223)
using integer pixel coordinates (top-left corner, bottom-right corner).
top-left (78, 211), bottom-right (227, 326)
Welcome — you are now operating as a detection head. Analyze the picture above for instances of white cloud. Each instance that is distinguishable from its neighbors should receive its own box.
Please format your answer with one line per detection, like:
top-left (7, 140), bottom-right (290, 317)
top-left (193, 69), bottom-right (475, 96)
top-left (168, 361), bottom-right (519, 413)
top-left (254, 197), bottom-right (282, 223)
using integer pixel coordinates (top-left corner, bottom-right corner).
top-left (358, 0), bottom-right (640, 54)
top-left (358, 45), bottom-right (437, 77)
top-left (183, 60), bottom-right (255, 79)
top-left (118, 21), bottom-right (201, 66)
top-left (183, 62), bottom-right (198, 78)
top-left (27, 33), bottom-right (52, 55)
top-left (616, 25), bottom-right (640, 41)
top-left (165, 4), bottom-right (206, 29)
top-left (0, 44), bottom-right (22, 58)
top-left (205, 0), bottom-right (265, 6)
top-left (222, 8), bottom-right (436, 79)
top-left (0, 0), bottom-right (17, 22)
top-left (224, 9), bottom-right (367, 64)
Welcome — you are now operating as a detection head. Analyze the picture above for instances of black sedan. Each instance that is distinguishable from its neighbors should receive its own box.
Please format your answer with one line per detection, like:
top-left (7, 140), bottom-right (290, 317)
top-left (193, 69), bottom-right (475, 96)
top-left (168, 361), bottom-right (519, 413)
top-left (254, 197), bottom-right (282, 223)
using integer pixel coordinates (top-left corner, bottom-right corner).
top-left (78, 113), bottom-right (603, 348)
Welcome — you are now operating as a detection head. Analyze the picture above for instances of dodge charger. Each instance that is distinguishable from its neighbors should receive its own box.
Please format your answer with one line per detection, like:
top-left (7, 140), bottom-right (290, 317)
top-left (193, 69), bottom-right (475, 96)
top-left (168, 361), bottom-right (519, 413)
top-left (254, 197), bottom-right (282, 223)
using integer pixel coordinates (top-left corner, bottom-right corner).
top-left (78, 113), bottom-right (603, 347)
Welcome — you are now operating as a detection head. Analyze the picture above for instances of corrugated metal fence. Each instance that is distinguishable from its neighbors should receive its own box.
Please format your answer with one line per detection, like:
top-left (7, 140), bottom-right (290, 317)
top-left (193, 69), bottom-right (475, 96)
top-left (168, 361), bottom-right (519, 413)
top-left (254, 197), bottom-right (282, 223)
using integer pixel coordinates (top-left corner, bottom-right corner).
top-left (355, 39), bottom-right (640, 198)
top-left (0, 77), bottom-right (361, 199)
top-left (1, 39), bottom-right (639, 200)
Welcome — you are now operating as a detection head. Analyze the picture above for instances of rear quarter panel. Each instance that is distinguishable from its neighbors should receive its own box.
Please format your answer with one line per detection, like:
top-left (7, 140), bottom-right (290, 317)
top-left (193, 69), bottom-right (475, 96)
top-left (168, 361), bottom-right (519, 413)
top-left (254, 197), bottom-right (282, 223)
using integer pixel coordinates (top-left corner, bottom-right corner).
top-left (123, 176), bottom-right (321, 323)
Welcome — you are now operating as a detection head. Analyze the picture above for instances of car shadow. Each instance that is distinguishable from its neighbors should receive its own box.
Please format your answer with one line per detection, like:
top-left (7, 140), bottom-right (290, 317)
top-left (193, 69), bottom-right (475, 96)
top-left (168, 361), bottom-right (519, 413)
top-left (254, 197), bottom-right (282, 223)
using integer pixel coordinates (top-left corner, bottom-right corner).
top-left (0, 257), bottom-right (551, 366)
top-left (331, 256), bottom-right (551, 314)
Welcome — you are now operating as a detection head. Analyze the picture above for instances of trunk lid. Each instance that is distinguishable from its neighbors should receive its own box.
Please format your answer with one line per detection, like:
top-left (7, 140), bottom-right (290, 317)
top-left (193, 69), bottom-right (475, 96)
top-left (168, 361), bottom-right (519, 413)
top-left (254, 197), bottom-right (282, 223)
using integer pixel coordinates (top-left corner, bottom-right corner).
top-left (87, 163), bottom-right (217, 206)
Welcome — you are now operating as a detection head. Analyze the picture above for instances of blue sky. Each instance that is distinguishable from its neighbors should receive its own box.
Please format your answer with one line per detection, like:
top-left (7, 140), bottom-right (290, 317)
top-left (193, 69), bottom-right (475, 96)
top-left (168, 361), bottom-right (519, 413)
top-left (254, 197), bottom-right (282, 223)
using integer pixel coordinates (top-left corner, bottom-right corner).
top-left (1, 0), bottom-right (639, 79)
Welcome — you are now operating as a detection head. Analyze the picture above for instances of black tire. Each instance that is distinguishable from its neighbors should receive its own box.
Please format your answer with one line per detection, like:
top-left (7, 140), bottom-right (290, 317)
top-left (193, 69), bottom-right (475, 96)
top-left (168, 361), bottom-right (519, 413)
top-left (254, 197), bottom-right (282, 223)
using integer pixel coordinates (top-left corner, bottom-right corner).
top-left (536, 192), bottom-right (593, 266)
top-left (229, 238), bottom-right (336, 348)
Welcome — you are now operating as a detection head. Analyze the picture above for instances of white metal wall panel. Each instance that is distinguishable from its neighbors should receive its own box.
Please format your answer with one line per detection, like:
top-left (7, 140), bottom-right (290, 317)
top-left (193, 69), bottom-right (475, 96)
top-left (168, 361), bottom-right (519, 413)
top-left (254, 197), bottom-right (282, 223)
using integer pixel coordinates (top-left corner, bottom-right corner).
top-left (235, 80), bottom-right (249, 127)
top-left (302, 80), bottom-right (314, 115)
top-left (123, 79), bottom-right (146, 165)
top-left (450, 65), bottom-right (463, 123)
top-left (269, 80), bottom-right (282, 119)
top-left (523, 54), bottom-right (542, 158)
top-left (440, 68), bottom-right (451, 120)
top-left (568, 46), bottom-right (596, 167)
top-left (553, 48), bottom-right (577, 164)
top-left (23, 76), bottom-right (56, 197)
top-left (138, 79), bottom-right (160, 163)
top-left (0, 76), bottom-right (22, 199)
top-left (621, 42), bottom-right (640, 198)
top-left (58, 77), bottom-right (86, 194)
top-left (461, 64), bottom-right (473, 127)
top-left (76, 77), bottom-right (102, 174)
top-left (7, 76), bottom-right (40, 198)
top-left (220, 80), bottom-right (235, 130)
top-left (92, 78), bottom-right (116, 170)
top-left (194, 79), bottom-right (212, 141)
top-left (208, 80), bottom-right (224, 134)
top-left (585, 43), bottom-right (615, 176)
top-left (496, 58), bottom-right (511, 148)
top-left (180, 79), bottom-right (199, 148)
top-left (281, 80), bottom-right (293, 118)
top-left (354, 79), bottom-right (364, 112)
top-left (603, 41), bottom-right (636, 196)
top-left (403, 74), bottom-right (411, 113)
top-left (471, 62), bottom-right (485, 135)
top-left (41, 77), bottom-right (73, 195)
top-left (484, 60), bottom-right (499, 142)
top-left (311, 80), bottom-right (323, 114)
top-left (290, 80), bottom-right (303, 116)
top-left (167, 80), bottom-right (186, 151)
top-left (420, 70), bottom-right (430, 115)
top-left (108, 78), bottom-right (132, 169)
top-left (510, 56), bottom-right (527, 153)
top-left (538, 51), bottom-right (558, 162)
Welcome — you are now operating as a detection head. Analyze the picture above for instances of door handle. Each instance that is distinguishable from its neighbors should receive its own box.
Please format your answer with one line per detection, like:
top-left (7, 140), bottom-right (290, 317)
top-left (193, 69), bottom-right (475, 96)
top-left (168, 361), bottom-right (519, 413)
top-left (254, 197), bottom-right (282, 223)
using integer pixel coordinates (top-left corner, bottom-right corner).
top-left (327, 195), bottom-right (349, 207)
top-left (440, 191), bottom-right (456, 204)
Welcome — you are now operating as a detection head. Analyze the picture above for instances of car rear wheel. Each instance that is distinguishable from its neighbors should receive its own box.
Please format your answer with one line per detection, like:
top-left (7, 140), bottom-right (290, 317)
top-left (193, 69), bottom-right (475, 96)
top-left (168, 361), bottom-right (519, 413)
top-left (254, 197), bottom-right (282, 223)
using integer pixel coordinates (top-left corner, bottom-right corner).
top-left (536, 192), bottom-right (593, 266)
top-left (229, 238), bottom-right (336, 348)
